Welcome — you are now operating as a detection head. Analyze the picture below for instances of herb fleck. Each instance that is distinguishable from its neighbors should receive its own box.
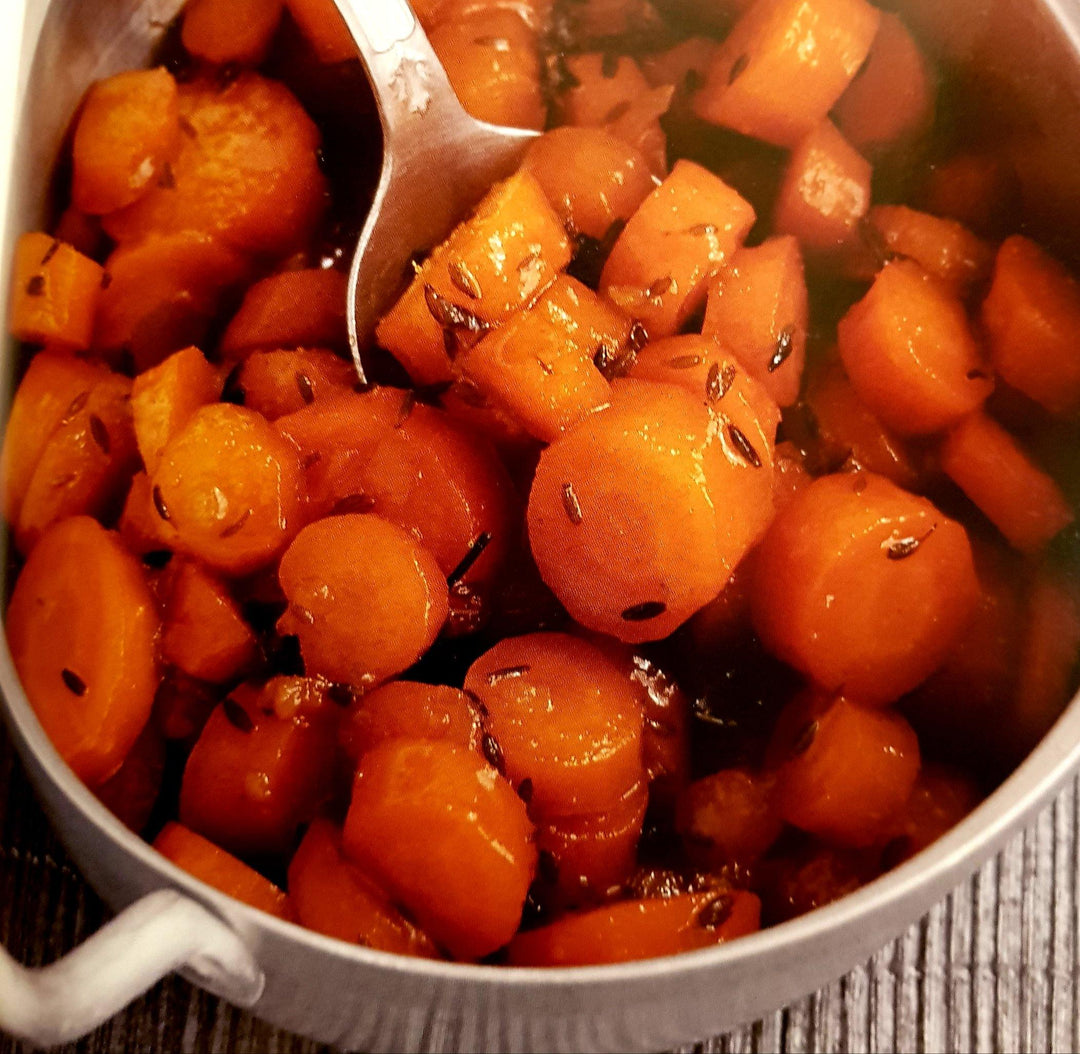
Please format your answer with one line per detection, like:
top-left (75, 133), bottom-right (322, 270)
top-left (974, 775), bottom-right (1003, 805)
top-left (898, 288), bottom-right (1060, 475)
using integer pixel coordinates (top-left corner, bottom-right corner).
top-left (61, 668), bottom-right (86, 696)
top-left (222, 698), bottom-right (254, 733)
top-left (295, 372), bottom-right (315, 404)
top-left (769, 327), bottom-right (795, 372)
top-left (727, 424), bottom-right (762, 467)
top-left (621, 600), bottom-right (667, 621)
top-left (446, 531), bottom-right (493, 586)
top-left (561, 482), bottom-right (583, 525)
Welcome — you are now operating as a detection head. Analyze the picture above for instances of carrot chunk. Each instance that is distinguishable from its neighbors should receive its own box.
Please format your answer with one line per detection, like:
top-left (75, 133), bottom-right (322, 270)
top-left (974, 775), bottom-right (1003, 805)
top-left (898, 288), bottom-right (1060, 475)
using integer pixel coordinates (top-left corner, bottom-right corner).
top-left (9, 232), bottom-right (103, 352)
top-left (692, 0), bottom-right (880, 148)
top-left (631, 652), bottom-right (692, 810)
top-left (701, 235), bottom-right (807, 406)
top-left (940, 412), bottom-right (1073, 553)
top-left (760, 843), bottom-right (881, 923)
top-left (560, 54), bottom-right (651, 127)
top-left (507, 890), bottom-right (761, 966)
top-left (6, 517), bottom-right (159, 786)
top-left (72, 69), bottom-right (181, 215)
top-left (118, 471), bottom-right (175, 555)
top-left (53, 208), bottom-right (103, 259)
top-left (600, 160), bottom-right (756, 338)
top-left (154, 822), bottom-right (293, 920)
top-left (463, 632), bottom-right (646, 817)
top-left (233, 348), bottom-right (354, 420)
top-left (277, 514), bottom-right (448, 687)
top-left (886, 763), bottom-right (980, 863)
top-left (603, 84), bottom-right (674, 180)
top-left (93, 720), bottom-right (166, 833)
top-left (343, 739), bottom-right (536, 960)
top-left (287, 820), bottom-right (439, 956)
top-left (980, 235), bottom-right (1080, 415)
top-left (837, 259), bottom-right (992, 436)
top-left (919, 152), bottom-right (1020, 237)
top-left (751, 472), bottom-right (978, 705)
top-left (283, 0), bottom-right (357, 63)
top-left (182, 0), bottom-right (285, 67)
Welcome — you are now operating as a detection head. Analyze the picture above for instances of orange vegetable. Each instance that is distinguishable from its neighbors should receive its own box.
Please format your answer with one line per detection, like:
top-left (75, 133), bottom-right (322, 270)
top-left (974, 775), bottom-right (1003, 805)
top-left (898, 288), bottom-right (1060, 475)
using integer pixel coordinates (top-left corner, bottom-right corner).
top-left (560, 54), bottom-right (651, 127)
top-left (219, 269), bottom-right (349, 359)
top-left (676, 768), bottom-right (783, 868)
top-left (92, 719), bottom-right (166, 833)
top-left (283, 0), bottom-right (357, 63)
top-left (233, 348), bottom-right (355, 420)
top-left (287, 820), bottom-right (439, 956)
top-left (182, 0), bottom-right (285, 67)
top-left (701, 235), bottom-right (807, 406)
top-left (600, 160), bottom-right (756, 339)
top-left (463, 632), bottom-right (646, 817)
top-left (630, 652), bottom-right (692, 810)
top-left (507, 890), bottom-right (761, 966)
top-left (886, 763), bottom-right (980, 863)
top-left (919, 152), bottom-right (1020, 237)
top-left (343, 739), bottom-right (536, 960)
top-left (602, 84), bottom-right (674, 181)
top-left (53, 207), bottom-right (103, 258)
top-left (71, 69), bottom-right (180, 215)
top-left (980, 235), bottom-right (1080, 415)
top-left (152, 671), bottom-right (219, 747)
top-left (6, 517), bottom-right (159, 786)
top-left (118, 471), bottom-right (175, 555)
top-left (153, 822), bottom-right (293, 920)
top-left (837, 259), bottom-right (992, 436)
top-left (751, 472), bottom-right (978, 705)
top-left (277, 514), bottom-right (448, 687)
top-left (9, 232), bottom-right (103, 351)
top-left (761, 843), bottom-right (881, 923)
top-left (639, 37), bottom-right (719, 93)
top-left (692, 0), bottom-right (880, 148)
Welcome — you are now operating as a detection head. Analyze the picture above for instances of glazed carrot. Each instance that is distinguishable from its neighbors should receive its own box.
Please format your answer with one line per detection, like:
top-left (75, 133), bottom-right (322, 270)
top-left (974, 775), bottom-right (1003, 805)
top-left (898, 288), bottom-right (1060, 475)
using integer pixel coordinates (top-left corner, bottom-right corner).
top-left (688, 559), bottom-right (756, 652)
top-left (159, 559), bottom-right (259, 683)
top-left (602, 84), bottom-right (674, 181)
top-left (437, 379), bottom-right (535, 455)
top-left (886, 763), bottom-right (980, 864)
top-left (600, 160), bottom-right (756, 339)
top-left (93, 720), bottom-right (166, 833)
top-left (837, 259), bottom-right (992, 436)
top-left (456, 275), bottom-right (621, 443)
top-left (118, 471), bottom-right (175, 555)
top-left (760, 843), bottom-right (881, 923)
top-left (130, 345), bottom-right (222, 474)
top-left (338, 681), bottom-right (483, 765)
top-left (284, 0), bottom-right (358, 63)
top-left (507, 890), bottom-right (761, 966)
top-left (701, 236), bottom-right (807, 406)
top-left (102, 73), bottom-right (327, 258)
top-left (773, 121), bottom-right (872, 256)
top-left (639, 37), bottom-right (719, 94)
top-left (15, 371), bottom-right (138, 555)
top-left (832, 13), bottom-right (934, 156)
top-left (429, 10), bottom-right (544, 130)
top-left (53, 207), bottom-right (103, 259)
top-left (277, 514), bottom-right (448, 687)
top-left (179, 683), bottom-right (339, 856)
top-left (692, 0), bottom-right (880, 148)
top-left (630, 652), bottom-right (692, 810)
top-left (557, 0), bottom-right (664, 41)
top-left (287, 820), bottom-right (439, 956)
top-left (376, 171), bottom-right (572, 386)
top-left (182, 0), bottom-right (285, 67)
top-left (919, 152), bottom-right (1020, 237)
top-left (6, 517), bottom-right (159, 786)
top-left (463, 632), bottom-right (646, 817)
top-left (940, 412), bottom-right (1073, 553)
top-left (219, 269), bottom-right (349, 359)
top-left (522, 126), bottom-right (655, 240)
top-left (233, 348), bottom-right (355, 420)
top-left (676, 768), bottom-right (783, 869)
top-left (152, 671), bottom-right (219, 747)
top-left (71, 69), bottom-right (180, 215)
top-left (9, 232), bottom-right (103, 351)
top-left (150, 403), bottom-right (303, 575)
top-left (343, 739), bottom-right (536, 960)
top-left (980, 236), bottom-right (1080, 415)
top-left (154, 822), bottom-right (293, 920)
top-left (751, 472), bottom-right (978, 705)
top-left (770, 691), bottom-right (921, 848)
top-left (560, 54), bottom-right (651, 127)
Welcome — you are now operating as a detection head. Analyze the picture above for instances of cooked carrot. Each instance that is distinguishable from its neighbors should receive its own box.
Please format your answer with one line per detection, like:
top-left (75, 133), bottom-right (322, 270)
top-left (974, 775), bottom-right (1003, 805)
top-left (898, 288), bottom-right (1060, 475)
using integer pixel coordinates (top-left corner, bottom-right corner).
top-left (603, 84), bottom-right (674, 180)
top-left (557, 0), bottom-right (664, 41)
top-left (287, 820), bottom-right (439, 956)
top-left (600, 160), bottom-right (756, 339)
top-left (770, 691), bottom-right (920, 848)
top-left (130, 345), bottom-right (222, 474)
top-left (629, 651), bottom-right (692, 810)
top-left (182, 0), bottom-right (285, 67)
top-left (53, 208), bottom-right (103, 259)
top-left (640, 37), bottom-right (719, 94)
top-left (6, 517), bottom-right (159, 786)
top-left (837, 259), bottom-right (992, 436)
top-left (277, 514), bottom-right (448, 686)
top-left (343, 738), bottom-right (536, 960)
top-left (437, 379), bottom-right (536, 455)
top-left (430, 10), bottom-right (544, 130)
top-left (375, 171), bottom-right (571, 386)
top-left (507, 890), bottom-right (761, 966)
top-left (152, 670), bottom-right (220, 747)
top-left (701, 235), bottom-right (807, 406)
top-left (918, 152), bottom-right (1020, 237)
top-left (118, 470), bottom-right (176, 555)
top-left (93, 720), bottom-right (166, 833)
top-left (463, 632), bottom-right (645, 816)
top-left (688, 558), bottom-right (756, 653)
top-left (102, 73), bottom-right (327, 258)
top-left (773, 121), bottom-right (872, 257)
top-left (940, 411), bottom-right (1073, 553)
top-left (179, 683), bottom-right (339, 856)
top-left (233, 348), bottom-right (355, 420)
top-left (153, 822), bottom-right (293, 920)
top-left (284, 0), bottom-right (358, 63)
top-left (522, 126), bottom-right (655, 240)
top-left (980, 235), bottom-right (1080, 415)
top-left (160, 559), bottom-right (259, 683)
top-left (457, 274), bottom-right (620, 443)
top-left (338, 681), bottom-right (483, 765)
top-left (886, 763), bottom-right (980, 864)
top-left (833, 13), bottom-right (934, 156)
top-left (760, 842), bottom-right (881, 923)
top-left (560, 54), bottom-right (651, 127)
top-left (9, 232), bottom-right (103, 351)
top-left (692, 0), bottom-right (880, 148)
top-left (751, 472), bottom-right (978, 705)
top-left (219, 269), bottom-right (349, 359)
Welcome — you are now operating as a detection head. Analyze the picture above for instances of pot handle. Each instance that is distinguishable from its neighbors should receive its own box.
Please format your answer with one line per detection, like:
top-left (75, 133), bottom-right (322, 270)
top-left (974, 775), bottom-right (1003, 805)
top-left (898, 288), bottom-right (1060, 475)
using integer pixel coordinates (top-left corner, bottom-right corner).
top-left (0, 888), bottom-right (264, 1047)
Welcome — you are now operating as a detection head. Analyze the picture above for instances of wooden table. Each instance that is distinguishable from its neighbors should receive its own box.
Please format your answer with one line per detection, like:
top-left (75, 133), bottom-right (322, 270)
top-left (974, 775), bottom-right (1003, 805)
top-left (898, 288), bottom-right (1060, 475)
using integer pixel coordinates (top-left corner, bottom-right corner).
top-left (2, 718), bottom-right (1077, 1054)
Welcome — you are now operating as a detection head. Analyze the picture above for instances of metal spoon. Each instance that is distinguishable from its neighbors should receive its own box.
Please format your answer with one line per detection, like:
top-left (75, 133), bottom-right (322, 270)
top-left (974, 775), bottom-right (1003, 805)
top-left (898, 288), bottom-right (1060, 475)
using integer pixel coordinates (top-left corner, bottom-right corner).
top-left (333, 0), bottom-right (541, 383)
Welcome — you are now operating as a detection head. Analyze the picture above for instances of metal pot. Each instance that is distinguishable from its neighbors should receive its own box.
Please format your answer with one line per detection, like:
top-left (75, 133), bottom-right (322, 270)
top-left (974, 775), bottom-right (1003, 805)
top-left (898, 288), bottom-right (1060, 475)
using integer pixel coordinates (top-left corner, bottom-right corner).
top-left (1, 1), bottom-right (1079, 1049)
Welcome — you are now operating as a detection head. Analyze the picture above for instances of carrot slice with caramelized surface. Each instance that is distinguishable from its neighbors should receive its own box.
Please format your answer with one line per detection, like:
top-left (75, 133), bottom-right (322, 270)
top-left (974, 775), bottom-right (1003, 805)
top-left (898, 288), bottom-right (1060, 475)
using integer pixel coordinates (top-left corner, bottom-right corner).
top-left (234, 348), bottom-right (355, 420)
top-left (7, 517), bottom-right (159, 786)
top-left (343, 739), bottom-right (536, 960)
top-left (283, 0), bottom-right (357, 63)
top-left (560, 54), bottom-right (651, 127)
top-left (182, 0), bottom-right (285, 67)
